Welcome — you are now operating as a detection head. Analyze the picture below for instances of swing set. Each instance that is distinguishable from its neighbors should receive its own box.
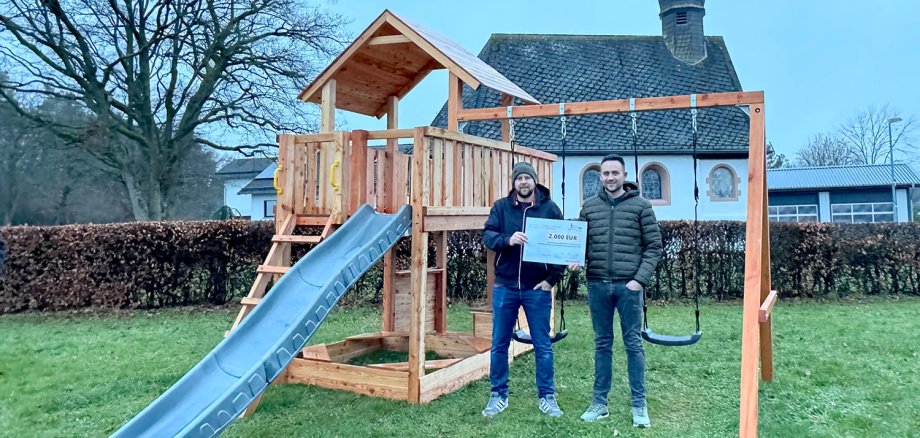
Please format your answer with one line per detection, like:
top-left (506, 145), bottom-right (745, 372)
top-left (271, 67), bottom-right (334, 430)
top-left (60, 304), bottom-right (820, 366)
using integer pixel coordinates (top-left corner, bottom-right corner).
top-left (508, 98), bottom-right (706, 347)
top-left (230, 10), bottom-right (776, 437)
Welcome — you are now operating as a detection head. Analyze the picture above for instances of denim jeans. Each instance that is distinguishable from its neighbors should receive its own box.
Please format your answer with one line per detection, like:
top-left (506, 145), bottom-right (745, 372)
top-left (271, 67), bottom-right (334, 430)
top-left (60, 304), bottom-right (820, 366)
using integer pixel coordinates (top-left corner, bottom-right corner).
top-left (587, 280), bottom-right (646, 407)
top-left (489, 286), bottom-right (555, 398)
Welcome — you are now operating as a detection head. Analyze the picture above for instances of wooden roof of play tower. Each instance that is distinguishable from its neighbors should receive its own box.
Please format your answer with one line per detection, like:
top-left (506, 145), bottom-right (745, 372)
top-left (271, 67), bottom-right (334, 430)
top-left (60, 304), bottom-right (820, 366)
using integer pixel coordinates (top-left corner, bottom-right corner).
top-left (298, 10), bottom-right (539, 117)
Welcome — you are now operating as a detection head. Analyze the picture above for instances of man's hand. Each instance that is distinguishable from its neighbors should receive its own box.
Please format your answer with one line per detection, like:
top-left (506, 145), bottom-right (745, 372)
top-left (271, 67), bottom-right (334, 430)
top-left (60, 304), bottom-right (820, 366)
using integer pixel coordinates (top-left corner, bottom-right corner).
top-left (626, 280), bottom-right (643, 292)
top-left (509, 232), bottom-right (528, 246)
top-left (568, 262), bottom-right (581, 272)
top-left (533, 280), bottom-right (552, 291)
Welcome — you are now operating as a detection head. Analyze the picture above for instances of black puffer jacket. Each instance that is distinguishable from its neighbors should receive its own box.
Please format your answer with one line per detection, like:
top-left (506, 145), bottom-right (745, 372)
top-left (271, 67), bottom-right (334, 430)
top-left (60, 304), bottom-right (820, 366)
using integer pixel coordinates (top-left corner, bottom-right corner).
top-left (578, 182), bottom-right (662, 285)
top-left (483, 184), bottom-right (565, 290)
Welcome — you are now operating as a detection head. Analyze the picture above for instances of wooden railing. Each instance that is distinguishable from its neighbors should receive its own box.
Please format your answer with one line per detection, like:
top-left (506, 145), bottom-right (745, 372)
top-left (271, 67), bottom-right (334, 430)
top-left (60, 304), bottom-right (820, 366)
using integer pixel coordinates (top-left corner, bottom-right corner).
top-left (277, 132), bottom-right (346, 220)
top-left (280, 127), bottom-right (556, 231)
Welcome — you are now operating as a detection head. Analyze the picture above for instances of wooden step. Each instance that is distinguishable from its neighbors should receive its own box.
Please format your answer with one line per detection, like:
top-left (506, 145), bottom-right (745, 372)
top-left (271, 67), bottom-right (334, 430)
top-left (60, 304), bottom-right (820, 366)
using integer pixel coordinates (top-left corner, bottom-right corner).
top-left (394, 268), bottom-right (444, 276)
top-left (297, 215), bottom-right (338, 226)
top-left (240, 297), bottom-right (262, 306)
top-left (272, 235), bottom-right (322, 244)
top-left (257, 265), bottom-right (289, 275)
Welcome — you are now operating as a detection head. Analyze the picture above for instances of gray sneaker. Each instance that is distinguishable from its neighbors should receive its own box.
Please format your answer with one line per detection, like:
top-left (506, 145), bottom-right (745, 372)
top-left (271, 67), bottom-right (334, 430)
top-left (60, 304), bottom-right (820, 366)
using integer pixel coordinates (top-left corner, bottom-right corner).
top-left (632, 406), bottom-right (651, 428)
top-left (482, 392), bottom-right (508, 417)
top-left (539, 394), bottom-right (563, 417)
top-left (580, 403), bottom-right (609, 422)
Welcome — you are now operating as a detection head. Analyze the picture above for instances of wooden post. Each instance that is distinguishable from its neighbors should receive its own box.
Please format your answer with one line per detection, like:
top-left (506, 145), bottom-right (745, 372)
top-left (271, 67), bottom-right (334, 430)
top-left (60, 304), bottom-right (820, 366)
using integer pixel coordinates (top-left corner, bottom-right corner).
top-left (739, 103), bottom-right (766, 438)
top-left (759, 114), bottom-right (775, 383)
top-left (408, 127), bottom-right (431, 403)
top-left (321, 80), bottom-right (336, 133)
top-left (434, 231), bottom-right (448, 333)
top-left (447, 73), bottom-right (462, 131)
top-left (382, 96), bottom-right (399, 332)
top-left (349, 130), bottom-right (369, 214)
top-left (277, 135), bottom-right (297, 282)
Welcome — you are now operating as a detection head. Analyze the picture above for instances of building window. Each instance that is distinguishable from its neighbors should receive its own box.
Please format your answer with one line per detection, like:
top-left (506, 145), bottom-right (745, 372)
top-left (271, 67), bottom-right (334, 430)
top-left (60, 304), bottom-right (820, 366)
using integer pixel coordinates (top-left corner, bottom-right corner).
top-left (639, 163), bottom-right (671, 205)
top-left (768, 205), bottom-right (819, 223)
top-left (264, 200), bottom-right (277, 218)
top-left (831, 202), bottom-right (894, 223)
top-left (707, 164), bottom-right (740, 201)
top-left (581, 164), bottom-right (602, 202)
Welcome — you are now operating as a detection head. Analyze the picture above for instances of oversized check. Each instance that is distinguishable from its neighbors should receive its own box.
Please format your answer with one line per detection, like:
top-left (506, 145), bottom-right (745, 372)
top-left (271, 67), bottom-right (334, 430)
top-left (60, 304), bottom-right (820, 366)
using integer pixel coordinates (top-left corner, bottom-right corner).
top-left (521, 217), bottom-right (587, 266)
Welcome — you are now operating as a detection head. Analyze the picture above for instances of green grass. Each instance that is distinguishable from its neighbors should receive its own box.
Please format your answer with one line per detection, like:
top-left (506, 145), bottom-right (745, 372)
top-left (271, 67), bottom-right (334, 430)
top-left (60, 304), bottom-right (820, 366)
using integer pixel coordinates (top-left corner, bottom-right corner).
top-left (1, 299), bottom-right (918, 437)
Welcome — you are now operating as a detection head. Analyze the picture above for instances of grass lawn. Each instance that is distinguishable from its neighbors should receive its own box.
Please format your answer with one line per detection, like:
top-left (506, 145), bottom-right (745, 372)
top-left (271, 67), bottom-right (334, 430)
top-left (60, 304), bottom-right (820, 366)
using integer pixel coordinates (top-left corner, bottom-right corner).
top-left (1, 299), bottom-right (918, 437)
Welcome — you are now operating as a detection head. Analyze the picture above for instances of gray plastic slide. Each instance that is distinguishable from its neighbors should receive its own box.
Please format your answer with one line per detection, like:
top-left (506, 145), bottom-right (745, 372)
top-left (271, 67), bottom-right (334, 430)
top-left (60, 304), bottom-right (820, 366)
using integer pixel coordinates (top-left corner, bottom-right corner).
top-left (112, 204), bottom-right (412, 438)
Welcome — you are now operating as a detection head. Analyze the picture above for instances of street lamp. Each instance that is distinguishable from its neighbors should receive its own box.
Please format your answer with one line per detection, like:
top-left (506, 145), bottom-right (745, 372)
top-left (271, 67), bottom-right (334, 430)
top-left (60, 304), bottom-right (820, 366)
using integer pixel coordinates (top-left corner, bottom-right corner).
top-left (888, 117), bottom-right (903, 222)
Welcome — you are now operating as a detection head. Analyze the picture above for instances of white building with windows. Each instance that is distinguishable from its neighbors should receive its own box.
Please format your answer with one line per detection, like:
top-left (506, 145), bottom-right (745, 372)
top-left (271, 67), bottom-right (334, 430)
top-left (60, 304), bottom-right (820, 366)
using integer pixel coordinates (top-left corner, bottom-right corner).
top-left (216, 158), bottom-right (274, 219)
top-left (237, 162), bottom-right (279, 220)
top-left (766, 164), bottom-right (920, 223)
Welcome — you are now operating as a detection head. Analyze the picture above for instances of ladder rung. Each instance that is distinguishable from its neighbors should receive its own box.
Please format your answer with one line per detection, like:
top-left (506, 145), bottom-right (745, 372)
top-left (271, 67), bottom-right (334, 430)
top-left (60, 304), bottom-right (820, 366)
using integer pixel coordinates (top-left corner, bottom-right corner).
top-left (257, 265), bottom-right (289, 275)
top-left (241, 297), bottom-right (262, 306)
top-left (395, 268), bottom-right (444, 276)
top-left (272, 235), bottom-right (322, 244)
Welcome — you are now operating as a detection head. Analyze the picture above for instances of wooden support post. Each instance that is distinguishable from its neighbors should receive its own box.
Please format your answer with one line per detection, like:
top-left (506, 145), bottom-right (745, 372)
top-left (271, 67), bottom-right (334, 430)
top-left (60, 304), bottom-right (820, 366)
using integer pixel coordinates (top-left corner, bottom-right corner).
top-left (276, 134), bottom-right (297, 282)
top-left (759, 118), bottom-right (775, 383)
top-left (386, 95), bottom-right (399, 154)
top-left (408, 127), bottom-right (431, 403)
top-left (434, 231), bottom-right (448, 333)
top-left (739, 103), bottom-right (766, 438)
top-left (349, 130), bottom-right (369, 214)
top-left (321, 79), bottom-right (336, 133)
top-left (382, 96), bottom-right (399, 332)
top-left (332, 131), bottom-right (347, 222)
top-left (447, 73), bottom-right (462, 131)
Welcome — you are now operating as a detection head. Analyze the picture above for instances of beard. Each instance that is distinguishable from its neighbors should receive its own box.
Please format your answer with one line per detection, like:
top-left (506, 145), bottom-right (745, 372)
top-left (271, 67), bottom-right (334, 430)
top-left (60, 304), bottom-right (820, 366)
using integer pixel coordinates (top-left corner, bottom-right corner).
top-left (515, 185), bottom-right (533, 198)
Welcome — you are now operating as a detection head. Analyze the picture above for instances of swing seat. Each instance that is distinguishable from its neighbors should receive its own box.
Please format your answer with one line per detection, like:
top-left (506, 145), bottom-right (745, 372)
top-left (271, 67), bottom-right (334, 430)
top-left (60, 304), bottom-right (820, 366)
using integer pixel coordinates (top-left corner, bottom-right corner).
top-left (512, 329), bottom-right (569, 345)
top-left (641, 328), bottom-right (702, 347)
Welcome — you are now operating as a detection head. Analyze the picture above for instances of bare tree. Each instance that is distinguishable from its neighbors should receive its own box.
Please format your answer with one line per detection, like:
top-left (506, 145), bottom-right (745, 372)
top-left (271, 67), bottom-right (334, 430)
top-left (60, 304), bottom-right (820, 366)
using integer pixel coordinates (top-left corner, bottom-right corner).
top-left (0, 0), bottom-right (345, 220)
top-left (0, 80), bottom-right (42, 224)
top-left (795, 133), bottom-right (856, 167)
top-left (766, 141), bottom-right (786, 169)
top-left (838, 105), bottom-right (915, 165)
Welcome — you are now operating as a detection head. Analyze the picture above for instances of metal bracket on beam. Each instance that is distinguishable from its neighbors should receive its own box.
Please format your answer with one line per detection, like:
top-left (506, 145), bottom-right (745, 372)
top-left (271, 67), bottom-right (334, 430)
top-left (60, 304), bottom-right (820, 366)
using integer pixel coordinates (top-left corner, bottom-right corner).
top-left (690, 94), bottom-right (697, 108)
top-left (629, 98), bottom-right (636, 112)
top-left (506, 106), bottom-right (513, 119)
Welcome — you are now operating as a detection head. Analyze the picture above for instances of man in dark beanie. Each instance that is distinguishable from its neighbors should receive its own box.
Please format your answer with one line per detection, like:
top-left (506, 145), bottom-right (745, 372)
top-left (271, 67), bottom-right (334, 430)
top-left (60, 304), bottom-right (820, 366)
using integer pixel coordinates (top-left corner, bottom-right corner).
top-left (481, 161), bottom-right (565, 418)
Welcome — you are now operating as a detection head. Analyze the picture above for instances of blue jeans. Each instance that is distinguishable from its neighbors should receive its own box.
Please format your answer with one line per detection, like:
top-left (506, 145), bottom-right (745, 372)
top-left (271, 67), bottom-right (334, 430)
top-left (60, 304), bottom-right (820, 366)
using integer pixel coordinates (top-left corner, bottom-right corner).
top-left (588, 280), bottom-right (646, 407)
top-left (489, 286), bottom-right (555, 398)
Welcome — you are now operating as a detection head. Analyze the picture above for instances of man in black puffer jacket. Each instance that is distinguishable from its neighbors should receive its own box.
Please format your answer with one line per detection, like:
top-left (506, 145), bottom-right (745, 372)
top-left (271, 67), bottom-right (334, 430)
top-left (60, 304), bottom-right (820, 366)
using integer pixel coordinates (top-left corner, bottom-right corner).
top-left (573, 154), bottom-right (661, 428)
top-left (481, 162), bottom-right (565, 418)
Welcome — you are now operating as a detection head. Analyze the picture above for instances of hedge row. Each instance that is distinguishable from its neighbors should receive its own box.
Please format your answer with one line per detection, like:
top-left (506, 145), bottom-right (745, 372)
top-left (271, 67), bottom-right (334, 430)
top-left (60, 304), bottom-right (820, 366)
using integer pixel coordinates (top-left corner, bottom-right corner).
top-left (2, 220), bottom-right (918, 313)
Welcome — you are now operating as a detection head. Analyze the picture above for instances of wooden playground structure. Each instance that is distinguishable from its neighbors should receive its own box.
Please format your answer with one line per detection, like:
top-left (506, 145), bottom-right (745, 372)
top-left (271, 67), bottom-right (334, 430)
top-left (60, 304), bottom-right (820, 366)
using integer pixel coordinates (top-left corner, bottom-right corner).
top-left (229, 10), bottom-right (778, 437)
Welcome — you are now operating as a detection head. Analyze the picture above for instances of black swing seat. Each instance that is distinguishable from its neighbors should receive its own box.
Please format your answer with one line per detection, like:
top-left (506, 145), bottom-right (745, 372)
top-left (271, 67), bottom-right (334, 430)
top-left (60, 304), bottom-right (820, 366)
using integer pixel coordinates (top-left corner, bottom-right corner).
top-left (512, 329), bottom-right (569, 345)
top-left (641, 328), bottom-right (702, 347)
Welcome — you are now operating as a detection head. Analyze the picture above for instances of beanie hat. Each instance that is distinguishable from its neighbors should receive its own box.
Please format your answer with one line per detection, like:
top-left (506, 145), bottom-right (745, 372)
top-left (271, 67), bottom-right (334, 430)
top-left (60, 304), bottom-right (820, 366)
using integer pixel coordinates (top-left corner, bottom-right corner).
top-left (512, 162), bottom-right (538, 183)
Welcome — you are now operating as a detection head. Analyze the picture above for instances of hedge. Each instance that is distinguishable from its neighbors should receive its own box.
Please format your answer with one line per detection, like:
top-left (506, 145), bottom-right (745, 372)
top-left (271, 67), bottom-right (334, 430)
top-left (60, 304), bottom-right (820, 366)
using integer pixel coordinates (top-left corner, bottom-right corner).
top-left (1, 220), bottom-right (918, 313)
